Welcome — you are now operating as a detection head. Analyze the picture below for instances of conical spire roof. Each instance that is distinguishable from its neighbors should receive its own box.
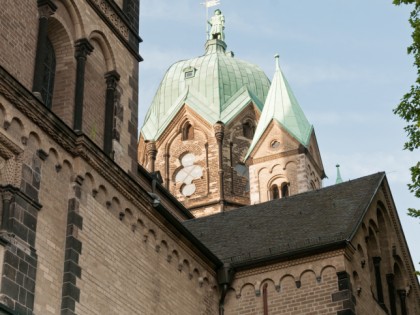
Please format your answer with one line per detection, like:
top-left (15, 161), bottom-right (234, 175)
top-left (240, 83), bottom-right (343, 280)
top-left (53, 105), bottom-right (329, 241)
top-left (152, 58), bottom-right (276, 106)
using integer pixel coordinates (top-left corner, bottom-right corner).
top-left (245, 55), bottom-right (313, 159)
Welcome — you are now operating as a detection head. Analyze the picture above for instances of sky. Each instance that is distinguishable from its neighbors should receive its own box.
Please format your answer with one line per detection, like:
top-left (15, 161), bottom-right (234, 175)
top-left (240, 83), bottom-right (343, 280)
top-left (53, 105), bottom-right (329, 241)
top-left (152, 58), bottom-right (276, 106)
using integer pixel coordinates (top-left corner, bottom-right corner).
top-left (138, 0), bottom-right (420, 273)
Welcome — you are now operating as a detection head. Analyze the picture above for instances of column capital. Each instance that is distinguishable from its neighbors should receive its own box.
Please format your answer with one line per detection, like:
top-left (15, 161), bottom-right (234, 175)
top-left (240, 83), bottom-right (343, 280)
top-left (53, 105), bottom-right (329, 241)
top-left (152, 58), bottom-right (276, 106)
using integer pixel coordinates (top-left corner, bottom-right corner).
top-left (146, 141), bottom-right (157, 160)
top-left (105, 70), bottom-right (120, 90)
top-left (213, 121), bottom-right (225, 142)
top-left (1, 191), bottom-right (14, 202)
top-left (37, 0), bottom-right (57, 18)
top-left (74, 38), bottom-right (94, 59)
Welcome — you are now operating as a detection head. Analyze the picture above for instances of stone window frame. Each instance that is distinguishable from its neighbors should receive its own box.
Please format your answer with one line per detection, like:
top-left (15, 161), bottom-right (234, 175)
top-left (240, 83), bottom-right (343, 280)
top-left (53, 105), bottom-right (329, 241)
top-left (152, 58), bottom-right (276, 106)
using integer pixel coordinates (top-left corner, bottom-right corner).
top-left (181, 121), bottom-right (194, 141)
top-left (268, 176), bottom-right (290, 200)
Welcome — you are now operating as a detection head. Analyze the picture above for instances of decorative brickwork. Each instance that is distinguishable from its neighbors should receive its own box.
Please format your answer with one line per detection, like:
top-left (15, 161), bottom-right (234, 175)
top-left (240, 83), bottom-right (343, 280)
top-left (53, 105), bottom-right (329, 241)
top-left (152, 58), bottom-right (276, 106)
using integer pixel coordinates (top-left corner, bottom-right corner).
top-left (60, 176), bottom-right (84, 315)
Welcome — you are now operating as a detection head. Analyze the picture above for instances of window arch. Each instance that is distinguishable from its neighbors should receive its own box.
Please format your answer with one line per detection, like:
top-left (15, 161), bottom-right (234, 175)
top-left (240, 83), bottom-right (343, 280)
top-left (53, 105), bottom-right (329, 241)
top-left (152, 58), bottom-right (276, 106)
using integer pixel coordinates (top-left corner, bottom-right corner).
top-left (270, 184), bottom-right (280, 200)
top-left (242, 120), bottom-right (255, 139)
top-left (281, 183), bottom-right (289, 197)
top-left (41, 38), bottom-right (56, 109)
top-left (182, 122), bottom-right (194, 141)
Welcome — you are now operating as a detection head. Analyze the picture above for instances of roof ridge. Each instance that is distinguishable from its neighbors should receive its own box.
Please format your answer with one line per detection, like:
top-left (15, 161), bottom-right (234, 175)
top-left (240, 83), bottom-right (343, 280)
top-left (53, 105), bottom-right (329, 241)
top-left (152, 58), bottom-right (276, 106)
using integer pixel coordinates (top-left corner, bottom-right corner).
top-left (186, 172), bottom-right (386, 222)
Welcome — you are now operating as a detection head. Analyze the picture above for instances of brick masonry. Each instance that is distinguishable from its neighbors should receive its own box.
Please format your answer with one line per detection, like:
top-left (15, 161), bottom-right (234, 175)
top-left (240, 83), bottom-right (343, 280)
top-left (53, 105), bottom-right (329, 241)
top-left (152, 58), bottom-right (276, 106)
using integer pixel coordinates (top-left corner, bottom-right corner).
top-left (1, 0), bottom-right (420, 314)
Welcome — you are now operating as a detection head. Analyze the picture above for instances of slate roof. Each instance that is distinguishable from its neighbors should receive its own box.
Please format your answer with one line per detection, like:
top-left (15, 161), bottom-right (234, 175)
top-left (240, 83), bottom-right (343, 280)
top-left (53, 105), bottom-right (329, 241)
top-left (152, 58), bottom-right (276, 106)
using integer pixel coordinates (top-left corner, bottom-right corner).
top-left (183, 172), bottom-right (385, 266)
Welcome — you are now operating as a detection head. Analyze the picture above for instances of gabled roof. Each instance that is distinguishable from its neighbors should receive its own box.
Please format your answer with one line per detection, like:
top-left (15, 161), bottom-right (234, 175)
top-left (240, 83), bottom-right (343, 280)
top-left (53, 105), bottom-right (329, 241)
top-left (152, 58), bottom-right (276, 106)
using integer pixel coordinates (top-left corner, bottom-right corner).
top-left (245, 55), bottom-right (313, 159)
top-left (183, 172), bottom-right (385, 266)
top-left (141, 39), bottom-right (270, 141)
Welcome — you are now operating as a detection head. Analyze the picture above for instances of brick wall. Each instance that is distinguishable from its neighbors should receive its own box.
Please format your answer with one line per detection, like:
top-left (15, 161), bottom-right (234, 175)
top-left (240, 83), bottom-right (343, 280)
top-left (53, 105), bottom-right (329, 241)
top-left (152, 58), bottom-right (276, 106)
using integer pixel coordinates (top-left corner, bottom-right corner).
top-left (224, 253), bottom-right (347, 315)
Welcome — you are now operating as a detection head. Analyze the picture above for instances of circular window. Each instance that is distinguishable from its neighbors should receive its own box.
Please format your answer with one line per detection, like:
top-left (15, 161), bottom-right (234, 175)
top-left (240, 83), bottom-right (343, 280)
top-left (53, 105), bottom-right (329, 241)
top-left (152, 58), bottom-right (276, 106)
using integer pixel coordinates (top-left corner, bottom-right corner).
top-left (271, 140), bottom-right (280, 149)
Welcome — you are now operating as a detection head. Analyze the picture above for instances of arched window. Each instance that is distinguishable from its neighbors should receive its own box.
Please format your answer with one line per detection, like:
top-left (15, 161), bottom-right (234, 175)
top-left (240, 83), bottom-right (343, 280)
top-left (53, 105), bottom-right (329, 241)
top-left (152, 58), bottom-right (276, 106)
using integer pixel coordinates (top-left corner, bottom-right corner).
top-left (182, 122), bottom-right (194, 140)
top-left (242, 121), bottom-right (255, 139)
top-left (41, 38), bottom-right (56, 109)
top-left (270, 184), bottom-right (279, 200)
top-left (281, 183), bottom-right (289, 197)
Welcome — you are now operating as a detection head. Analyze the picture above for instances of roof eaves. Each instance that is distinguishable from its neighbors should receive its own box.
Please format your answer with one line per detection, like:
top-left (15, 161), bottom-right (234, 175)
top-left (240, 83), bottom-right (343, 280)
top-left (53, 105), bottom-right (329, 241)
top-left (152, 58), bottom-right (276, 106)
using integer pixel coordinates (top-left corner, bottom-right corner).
top-left (230, 240), bottom-right (348, 270)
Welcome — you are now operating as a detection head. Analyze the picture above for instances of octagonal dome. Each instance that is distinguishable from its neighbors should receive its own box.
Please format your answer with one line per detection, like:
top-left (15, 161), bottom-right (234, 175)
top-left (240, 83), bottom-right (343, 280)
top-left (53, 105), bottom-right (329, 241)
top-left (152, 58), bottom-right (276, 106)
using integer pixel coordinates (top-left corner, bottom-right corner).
top-left (141, 39), bottom-right (271, 141)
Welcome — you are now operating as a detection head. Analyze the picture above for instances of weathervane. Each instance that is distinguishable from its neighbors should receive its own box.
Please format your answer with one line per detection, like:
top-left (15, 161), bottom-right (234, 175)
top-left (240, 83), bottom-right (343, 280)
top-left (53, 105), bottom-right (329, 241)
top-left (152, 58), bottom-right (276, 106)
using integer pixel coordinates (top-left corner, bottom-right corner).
top-left (201, 0), bottom-right (222, 40)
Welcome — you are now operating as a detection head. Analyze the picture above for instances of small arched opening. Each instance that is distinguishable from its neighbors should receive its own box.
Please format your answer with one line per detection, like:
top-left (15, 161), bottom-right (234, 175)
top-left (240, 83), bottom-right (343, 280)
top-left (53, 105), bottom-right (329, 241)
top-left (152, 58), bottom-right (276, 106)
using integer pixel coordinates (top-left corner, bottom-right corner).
top-left (242, 120), bottom-right (255, 139)
top-left (270, 184), bottom-right (279, 200)
top-left (182, 122), bottom-right (194, 141)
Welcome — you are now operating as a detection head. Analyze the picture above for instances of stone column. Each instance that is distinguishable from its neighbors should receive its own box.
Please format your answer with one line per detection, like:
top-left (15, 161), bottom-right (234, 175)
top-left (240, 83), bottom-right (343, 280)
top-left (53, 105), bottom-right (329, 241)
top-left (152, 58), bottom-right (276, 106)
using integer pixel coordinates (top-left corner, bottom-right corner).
top-left (103, 71), bottom-right (120, 156)
top-left (164, 153), bottom-right (170, 188)
top-left (146, 141), bottom-right (157, 173)
top-left (386, 273), bottom-right (397, 315)
top-left (214, 121), bottom-right (225, 211)
top-left (73, 38), bottom-right (94, 132)
top-left (32, 0), bottom-right (57, 99)
top-left (1, 191), bottom-right (13, 231)
top-left (397, 290), bottom-right (407, 315)
top-left (373, 256), bottom-right (385, 306)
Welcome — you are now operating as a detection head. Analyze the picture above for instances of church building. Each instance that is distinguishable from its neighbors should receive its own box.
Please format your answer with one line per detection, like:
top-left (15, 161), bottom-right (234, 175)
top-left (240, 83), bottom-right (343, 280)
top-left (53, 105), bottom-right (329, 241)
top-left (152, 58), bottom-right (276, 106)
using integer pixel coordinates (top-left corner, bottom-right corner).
top-left (0, 1), bottom-right (419, 314)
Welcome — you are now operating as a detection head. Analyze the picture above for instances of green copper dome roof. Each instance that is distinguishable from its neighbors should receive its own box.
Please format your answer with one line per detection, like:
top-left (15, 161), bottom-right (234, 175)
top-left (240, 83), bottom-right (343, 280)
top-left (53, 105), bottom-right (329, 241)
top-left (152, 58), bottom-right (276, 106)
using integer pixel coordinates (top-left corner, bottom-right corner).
top-left (245, 55), bottom-right (313, 159)
top-left (141, 39), bottom-right (271, 140)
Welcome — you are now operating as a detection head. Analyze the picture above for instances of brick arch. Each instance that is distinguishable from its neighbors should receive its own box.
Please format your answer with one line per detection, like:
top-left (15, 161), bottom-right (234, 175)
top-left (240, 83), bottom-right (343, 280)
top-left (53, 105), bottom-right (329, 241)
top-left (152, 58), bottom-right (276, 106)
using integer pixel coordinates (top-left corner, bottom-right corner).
top-left (47, 147), bottom-right (60, 164)
top-left (159, 240), bottom-right (170, 260)
top-left (368, 218), bottom-right (379, 234)
top-left (95, 184), bottom-right (108, 205)
top-left (320, 265), bottom-right (337, 280)
top-left (7, 117), bottom-right (25, 144)
top-left (122, 207), bottom-right (134, 224)
top-left (27, 131), bottom-right (41, 149)
top-left (267, 174), bottom-right (290, 200)
top-left (239, 282), bottom-right (256, 297)
top-left (47, 17), bottom-right (76, 126)
top-left (376, 207), bottom-right (392, 273)
top-left (258, 278), bottom-right (276, 291)
top-left (82, 172), bottom-right (95, 194)
top-left (279, 274), bottom-right (297, 292)
top-left (88, 30), bottom-right (116, 72)
top-left (299, 269), bottom-right (317, 285)
top-left (393, 256), bottom-right (408, 288)
top-left (56, 0), bottom-right (85, 39)
top-left (367, 226), bottom-right (380, 256)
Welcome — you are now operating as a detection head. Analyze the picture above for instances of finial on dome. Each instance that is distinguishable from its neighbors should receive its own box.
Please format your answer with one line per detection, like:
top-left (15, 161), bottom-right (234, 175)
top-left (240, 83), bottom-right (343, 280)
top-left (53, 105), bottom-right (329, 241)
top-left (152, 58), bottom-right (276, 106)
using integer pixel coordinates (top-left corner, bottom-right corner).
top-left (274, 54), bottom-right (280, 70)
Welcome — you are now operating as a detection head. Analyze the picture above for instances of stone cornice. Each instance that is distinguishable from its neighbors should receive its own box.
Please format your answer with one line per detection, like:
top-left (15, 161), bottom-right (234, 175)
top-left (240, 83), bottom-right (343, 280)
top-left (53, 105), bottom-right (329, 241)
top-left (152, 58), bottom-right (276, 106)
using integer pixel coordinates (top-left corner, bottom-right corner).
top-left (85, 0), bottom-right (143, 62)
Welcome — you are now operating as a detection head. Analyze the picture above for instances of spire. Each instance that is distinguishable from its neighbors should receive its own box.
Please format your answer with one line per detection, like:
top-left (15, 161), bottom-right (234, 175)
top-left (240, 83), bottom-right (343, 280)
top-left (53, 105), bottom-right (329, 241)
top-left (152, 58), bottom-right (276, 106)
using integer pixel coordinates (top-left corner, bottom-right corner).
top-left (245, 54), bottom-right (313, 159)
top-left (335, 164), bottom-right (343, 184)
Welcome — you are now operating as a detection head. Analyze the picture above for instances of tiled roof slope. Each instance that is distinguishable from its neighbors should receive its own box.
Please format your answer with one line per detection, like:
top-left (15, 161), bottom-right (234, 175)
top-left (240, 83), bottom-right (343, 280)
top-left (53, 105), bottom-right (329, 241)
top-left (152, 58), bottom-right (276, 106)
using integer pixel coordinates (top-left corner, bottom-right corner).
top-left (183, 172), bottom-right (385, 266)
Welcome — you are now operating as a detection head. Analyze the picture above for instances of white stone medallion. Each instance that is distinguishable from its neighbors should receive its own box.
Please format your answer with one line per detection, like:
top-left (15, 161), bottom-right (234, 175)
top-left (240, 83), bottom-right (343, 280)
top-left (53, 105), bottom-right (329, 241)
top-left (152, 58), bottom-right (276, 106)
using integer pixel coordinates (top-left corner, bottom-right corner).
top-left (175, 153), bottom-right (203, 196)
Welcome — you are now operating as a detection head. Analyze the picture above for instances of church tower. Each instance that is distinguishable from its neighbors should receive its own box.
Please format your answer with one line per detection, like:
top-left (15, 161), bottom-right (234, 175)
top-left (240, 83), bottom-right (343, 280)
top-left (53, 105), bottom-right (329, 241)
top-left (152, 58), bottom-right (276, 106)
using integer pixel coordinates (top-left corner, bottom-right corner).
top-left (245, 55), bottom-right (325, 204)
top-left (138, 10), bottom-right (324, 216)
